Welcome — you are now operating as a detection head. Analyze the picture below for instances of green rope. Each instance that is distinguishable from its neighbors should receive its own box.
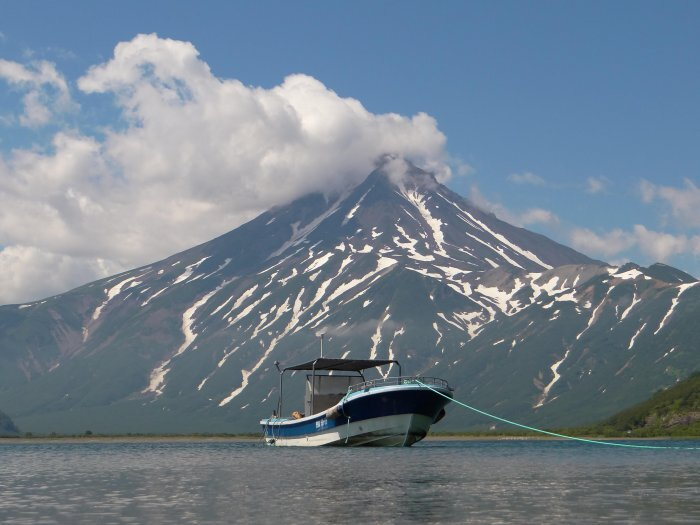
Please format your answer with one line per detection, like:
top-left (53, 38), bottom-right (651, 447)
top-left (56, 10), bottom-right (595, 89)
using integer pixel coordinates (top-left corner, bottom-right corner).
top-left (415, 379), bottom-right (700, 450)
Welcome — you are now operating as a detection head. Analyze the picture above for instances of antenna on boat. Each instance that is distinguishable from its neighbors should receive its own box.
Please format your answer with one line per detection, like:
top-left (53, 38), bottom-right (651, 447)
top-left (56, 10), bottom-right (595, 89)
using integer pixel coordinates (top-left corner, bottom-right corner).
top-left (274, 361), bottom-right (282, 418)
top-left (314, 331), bottom-right (326, 357)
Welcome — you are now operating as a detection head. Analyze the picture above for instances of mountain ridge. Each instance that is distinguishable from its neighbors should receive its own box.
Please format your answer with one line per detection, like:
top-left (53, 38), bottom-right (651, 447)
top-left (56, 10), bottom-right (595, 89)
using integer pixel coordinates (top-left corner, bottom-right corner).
top-left (0, 408), bottom-right (19, 436)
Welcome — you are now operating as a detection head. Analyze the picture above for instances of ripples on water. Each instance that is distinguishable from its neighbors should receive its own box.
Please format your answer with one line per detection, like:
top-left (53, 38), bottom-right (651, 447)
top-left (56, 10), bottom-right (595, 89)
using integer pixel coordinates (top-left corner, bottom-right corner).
top-left (1, 439), bottom-right (699, 524)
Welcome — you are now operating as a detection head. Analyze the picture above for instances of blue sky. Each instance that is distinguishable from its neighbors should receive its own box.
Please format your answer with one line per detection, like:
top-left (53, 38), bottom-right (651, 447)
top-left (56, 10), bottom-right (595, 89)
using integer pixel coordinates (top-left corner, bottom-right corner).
top-left (1, 1), bottom-right (699, 303)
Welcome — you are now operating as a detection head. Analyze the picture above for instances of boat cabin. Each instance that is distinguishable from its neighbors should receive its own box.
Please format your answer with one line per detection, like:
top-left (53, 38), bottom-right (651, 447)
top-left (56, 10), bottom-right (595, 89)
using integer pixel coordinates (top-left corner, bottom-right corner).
top-left (276, 358), bottom-right (401, 417)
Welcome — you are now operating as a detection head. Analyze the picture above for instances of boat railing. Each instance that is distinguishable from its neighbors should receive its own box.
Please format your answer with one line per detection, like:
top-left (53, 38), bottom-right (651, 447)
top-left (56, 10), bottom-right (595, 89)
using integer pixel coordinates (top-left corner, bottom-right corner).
top-left (347, 376), bottom-right (450, 394)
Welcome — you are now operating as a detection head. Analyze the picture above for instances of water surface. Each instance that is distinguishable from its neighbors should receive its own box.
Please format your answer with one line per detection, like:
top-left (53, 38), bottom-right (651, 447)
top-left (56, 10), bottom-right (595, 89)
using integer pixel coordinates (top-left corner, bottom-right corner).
top-left (1, 439), bottom-right (699, 524)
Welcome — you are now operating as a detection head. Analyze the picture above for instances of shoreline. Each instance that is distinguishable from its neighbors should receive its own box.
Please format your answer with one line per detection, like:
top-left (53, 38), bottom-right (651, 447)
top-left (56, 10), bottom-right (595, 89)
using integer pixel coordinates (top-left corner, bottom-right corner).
top-left (0, 435), bottom-right (261, 445)
top-left (2, 433), bottom-right (698, 445)
top-left (424, 434), bottom-right (700, 442)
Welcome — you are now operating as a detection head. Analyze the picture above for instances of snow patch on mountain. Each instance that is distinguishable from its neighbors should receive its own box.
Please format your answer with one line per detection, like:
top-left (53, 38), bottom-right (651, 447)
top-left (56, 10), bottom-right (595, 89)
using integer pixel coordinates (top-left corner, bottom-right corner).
top-left (370, 309), bottom-right (390, 360)
top-left (270, 194), bottom-right (348, 258)
top-left (475, 278), bottom-right (526, 315)
top-left (221, 284), bottom-right (259, 320)
top-left (576, 288), bottom-right (613, 340)
top-left (203, 258), bottom-right (232, 279)
top-left (433, 322), bottom-right (443, 346)
top-left (440, 193), bottom-right (553, 270)
top-left (92, 272), bottom-right (148, 321)
top-left (305, 252), bottom-right (334, 273)
top-left (535, 348), bottom-right (571, 408)
top-left (173, 256), bottom-right (211, 285)
top-left (452, 311), bottom-right (487, 338)
top-left (217, 345), bottom-right (240, 369)
top-left (220, 284), bottom-right (325, 406)
top-left (620, 292), bottom-right (641, 321)
top-left (288, 288), bottom-right (306, 335)
top-left (278, 268), bottom-right (298, 286)
top-left (406, 267), bottom-right (442, 279)
top-left (343, 189), bottom-right (369, 225)
top-left (554, 290), bottom-right (578, 304)
top-left (628, 322), bottom-right (648, 350)
top-left (384, 326), bottom-right (404, 377)
top-left (654, 282), bottom-right (698, 335)
top-left (400, 189), bottom-right (449, 258)
top-left (252, 297), bottom-right (291, 339)
top-left (141, 286), bottom-right (168, 306)
top-left (530, 275), bottom-right (568, 301)
top-left (394, 224), bottom-right (435, 262)
top-left (145, 286), bottom-right (222, 395)
top-left (227, 292), bottom-right (272, 327)
top-left (614, 268), bottom-right (650, 281)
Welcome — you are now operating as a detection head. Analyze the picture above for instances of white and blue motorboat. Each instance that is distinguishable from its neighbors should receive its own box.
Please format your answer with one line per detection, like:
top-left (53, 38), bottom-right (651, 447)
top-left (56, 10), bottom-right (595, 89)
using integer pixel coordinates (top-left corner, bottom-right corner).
top-left (260, 356), bottom-right (452, 447)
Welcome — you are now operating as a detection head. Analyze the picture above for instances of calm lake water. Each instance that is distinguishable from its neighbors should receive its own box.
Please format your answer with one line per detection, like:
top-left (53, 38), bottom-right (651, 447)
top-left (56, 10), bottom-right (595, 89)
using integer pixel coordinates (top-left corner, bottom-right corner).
top-left (1, 438), bottom-right (699, 524)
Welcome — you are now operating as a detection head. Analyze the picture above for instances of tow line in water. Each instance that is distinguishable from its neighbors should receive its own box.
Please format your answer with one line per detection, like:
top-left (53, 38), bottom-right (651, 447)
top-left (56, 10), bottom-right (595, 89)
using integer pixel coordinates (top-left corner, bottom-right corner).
top-left (415, 380), bottom-right (700, 451)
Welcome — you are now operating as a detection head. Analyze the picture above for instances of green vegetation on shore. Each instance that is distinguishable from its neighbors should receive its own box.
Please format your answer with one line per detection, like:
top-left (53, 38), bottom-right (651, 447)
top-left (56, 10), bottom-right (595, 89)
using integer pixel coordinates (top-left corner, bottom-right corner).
top-left (563, 372), bottom-right (700, 438)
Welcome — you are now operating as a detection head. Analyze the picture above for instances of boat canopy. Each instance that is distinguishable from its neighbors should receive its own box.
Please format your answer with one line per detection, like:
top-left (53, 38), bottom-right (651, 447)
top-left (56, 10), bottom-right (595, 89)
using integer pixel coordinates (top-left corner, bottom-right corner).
top-left (283, 358), bottom-right (398, 373)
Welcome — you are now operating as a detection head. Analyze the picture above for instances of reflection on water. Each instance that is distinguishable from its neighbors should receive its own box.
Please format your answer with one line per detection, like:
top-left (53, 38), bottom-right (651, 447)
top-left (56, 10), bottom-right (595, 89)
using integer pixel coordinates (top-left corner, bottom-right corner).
top-left (1, 439), bottom-right (699, 524)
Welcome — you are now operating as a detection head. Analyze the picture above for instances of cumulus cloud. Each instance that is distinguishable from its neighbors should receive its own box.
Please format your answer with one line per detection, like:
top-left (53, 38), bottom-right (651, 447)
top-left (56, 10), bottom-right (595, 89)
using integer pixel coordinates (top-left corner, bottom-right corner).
top-left (467, 185), bottom-right (559, 228)
top-left (0, 245), bottom-right (123, 305)
top-left (569, 228), bottom-right (636, 259)
top-left (585, 176), bottom-right (608, 194)
top-left (640, 178), bottom-right (700, 228)
top-left (507, 171), bottom-right (545, 186)
top-left (632, 225), bottom-right (700, 262)
top-left (0, 34), bottom-right (450, 304)
top-left (639, 179), bottom-right (656, 203)
top-left (455, 162), bottom-right (474, 177)
top-left (569, 225), bottom-right (700, 263)
top-left (0, 58), bottom-right (74, 127)
top-left (518, 208), bottom-right (560, 227)
top-left (565, 178), bottom-right (700, 266)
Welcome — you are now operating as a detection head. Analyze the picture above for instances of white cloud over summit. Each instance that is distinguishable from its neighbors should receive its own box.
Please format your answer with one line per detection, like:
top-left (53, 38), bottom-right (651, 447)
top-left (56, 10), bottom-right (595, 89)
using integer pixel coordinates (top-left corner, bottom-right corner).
top-left (0, 34), bottom-right (450, 304)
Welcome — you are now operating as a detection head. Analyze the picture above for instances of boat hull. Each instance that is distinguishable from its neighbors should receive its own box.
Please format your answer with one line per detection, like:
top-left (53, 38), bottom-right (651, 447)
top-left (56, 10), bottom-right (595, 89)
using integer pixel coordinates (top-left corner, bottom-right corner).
top-left (260, 382), bottom-right (451, 447)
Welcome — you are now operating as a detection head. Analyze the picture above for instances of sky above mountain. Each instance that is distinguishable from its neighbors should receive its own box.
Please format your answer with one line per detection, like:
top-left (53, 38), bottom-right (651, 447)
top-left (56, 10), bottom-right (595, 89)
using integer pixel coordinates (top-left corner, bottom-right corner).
top-left (0, 0), bottom-right (699, 304)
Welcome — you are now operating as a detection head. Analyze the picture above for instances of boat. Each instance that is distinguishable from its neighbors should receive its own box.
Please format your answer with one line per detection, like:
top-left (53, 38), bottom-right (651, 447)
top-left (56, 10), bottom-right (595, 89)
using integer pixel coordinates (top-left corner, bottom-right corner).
top-left (260, 354), bottom-right (453, 447)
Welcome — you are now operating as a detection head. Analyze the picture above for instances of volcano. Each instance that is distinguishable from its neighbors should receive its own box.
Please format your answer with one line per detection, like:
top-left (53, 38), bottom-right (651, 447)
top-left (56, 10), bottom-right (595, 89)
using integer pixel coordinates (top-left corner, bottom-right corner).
top-left (1, 159), bottom-right (698, 434)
